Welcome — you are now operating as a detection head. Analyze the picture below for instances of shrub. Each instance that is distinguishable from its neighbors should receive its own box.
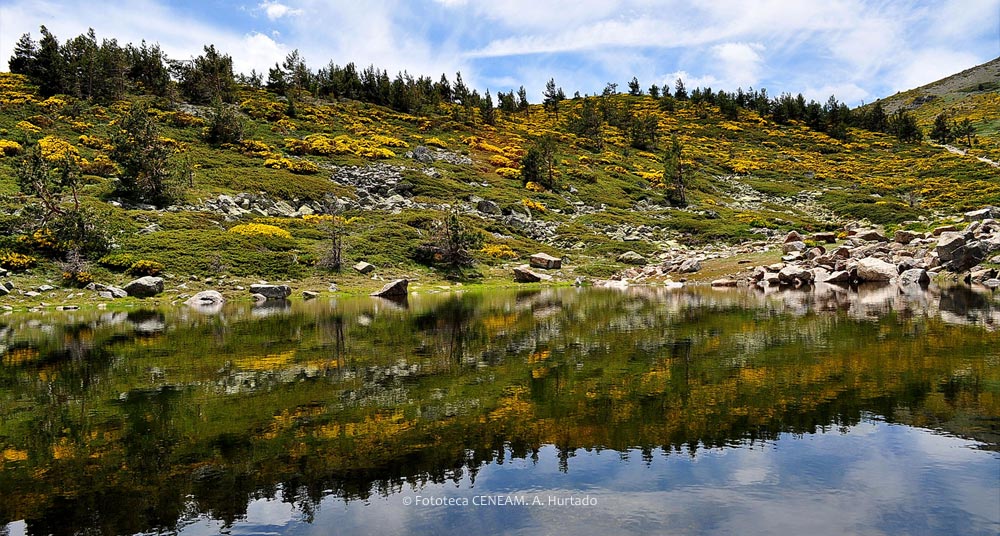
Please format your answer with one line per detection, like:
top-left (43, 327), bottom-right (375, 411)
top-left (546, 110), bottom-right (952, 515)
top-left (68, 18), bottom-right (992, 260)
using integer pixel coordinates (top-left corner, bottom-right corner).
top-left (127, 259), bottom-right (164, 276)
top-left (0, 140), bottom-right (23, 156)
top-left (98, 253), bottom-right (136, 271)
top-left (263, 157), bottom-right (319, 174)
top-left (0, 251), bottom-right (37, 271)
top-left (204, 102), bottom-right (246, 145)
top-left (229, 223), bottom-right (293, 239)
top-left (425, 137), bottom-right (447, 148)
top-left (496, 167), bottom-right (520, 180)
top-left (522, 198), bottom-right (546, 212)
top-left (480, 243), bottom-right (518, 259)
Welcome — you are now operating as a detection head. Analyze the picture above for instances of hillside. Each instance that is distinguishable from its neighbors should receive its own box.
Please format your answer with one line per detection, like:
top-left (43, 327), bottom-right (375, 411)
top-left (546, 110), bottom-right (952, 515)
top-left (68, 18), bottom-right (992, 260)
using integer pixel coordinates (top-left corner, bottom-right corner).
top-left (1, 63), bottom-right (999, 300)
top-left (873, 56), bottom-right (1000, 162)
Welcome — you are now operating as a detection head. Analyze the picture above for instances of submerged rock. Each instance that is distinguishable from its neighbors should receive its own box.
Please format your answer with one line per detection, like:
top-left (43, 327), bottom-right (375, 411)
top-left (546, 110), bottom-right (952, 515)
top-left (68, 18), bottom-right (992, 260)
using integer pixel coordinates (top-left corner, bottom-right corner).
top-left (248, 284), bottom-right (291, 299)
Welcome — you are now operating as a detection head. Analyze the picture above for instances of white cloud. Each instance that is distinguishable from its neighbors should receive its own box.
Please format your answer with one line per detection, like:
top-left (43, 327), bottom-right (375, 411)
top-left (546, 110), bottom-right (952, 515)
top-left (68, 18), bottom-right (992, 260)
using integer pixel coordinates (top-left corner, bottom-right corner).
top-left (260, 1), bottom-right (303, 20)
top-left (890, 48), bottom-right (985, 93)
top-left (712, 42), bottom-right (765, 88)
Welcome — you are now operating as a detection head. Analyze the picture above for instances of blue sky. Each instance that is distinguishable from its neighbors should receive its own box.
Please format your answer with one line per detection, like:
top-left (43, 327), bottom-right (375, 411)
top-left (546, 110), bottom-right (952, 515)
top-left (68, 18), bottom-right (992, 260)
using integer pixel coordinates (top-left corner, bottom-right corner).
top-left (1, 0), bottom-right (997, 105)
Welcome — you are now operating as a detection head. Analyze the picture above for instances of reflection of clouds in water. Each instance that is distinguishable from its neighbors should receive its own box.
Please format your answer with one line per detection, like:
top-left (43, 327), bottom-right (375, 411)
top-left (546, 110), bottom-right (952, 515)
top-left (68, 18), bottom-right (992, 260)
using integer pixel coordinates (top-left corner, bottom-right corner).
top-left (289, 422), bottom-right (998, 536)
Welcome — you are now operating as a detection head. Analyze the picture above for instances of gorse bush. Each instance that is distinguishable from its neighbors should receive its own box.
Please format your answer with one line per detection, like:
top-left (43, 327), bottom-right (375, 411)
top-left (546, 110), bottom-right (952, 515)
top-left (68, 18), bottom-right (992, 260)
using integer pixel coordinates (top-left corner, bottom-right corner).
top-left (229, 223), bottom-right (293, 239)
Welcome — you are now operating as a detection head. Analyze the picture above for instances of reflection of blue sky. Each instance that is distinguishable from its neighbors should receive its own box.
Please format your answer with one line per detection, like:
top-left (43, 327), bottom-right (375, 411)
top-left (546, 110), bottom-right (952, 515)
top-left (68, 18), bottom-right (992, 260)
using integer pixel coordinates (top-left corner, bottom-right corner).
top-left (149, 421), bottom-right (999, 536)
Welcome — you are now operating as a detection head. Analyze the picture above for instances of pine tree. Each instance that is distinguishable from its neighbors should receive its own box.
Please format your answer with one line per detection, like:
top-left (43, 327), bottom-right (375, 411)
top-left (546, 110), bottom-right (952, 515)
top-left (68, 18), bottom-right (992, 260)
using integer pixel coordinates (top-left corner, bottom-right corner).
top-left (931, 113), bottom-right (953, 144)
top-left (628, 76), bottom-right (641, 96)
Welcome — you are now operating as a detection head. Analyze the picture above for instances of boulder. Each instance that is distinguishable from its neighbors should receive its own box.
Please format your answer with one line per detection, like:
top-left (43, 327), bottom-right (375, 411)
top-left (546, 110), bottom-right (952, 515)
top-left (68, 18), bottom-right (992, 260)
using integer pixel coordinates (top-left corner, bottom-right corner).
top-left (250, 293), bottom-right (268, 303)
top-left (944, 241), bottom-right (986, 272)
top-left (677, 258), bottom-right (702, 273)
top-left (931, 225), bottom-right (960, 236)
top-left (810, 232), bottom-right (837, 244)
top-left (616, 251), bottom-right (647, 265)
top-left (94, 284), bottom-right (127, 299)
top-left (184, 290), bottom-right (225, 306)
top-left (832, 246), bottom-right (853, 258)
top-left (0, 285), bottom-right (8, 297)
top-left (353, 261), bottom-right (375, 274)
top-left (894, 230), bottom-right (919, 245)
top-left (711, 279), bottom-right (739, 287)
top-left (476, 199), bottom-right (502, 215)
top-left (778, 265), bottom-right (813, 285)
top-left (970, 268), bottom-right (998, 283)
top-left (303, 290), bottom-right (319, 299)
top-left (855, 229), bottom-right (888, 242)
top-left (371, 279), bottom-right (408, 298)
top-left (513, 267), bottom-right (543, 283)
top-left (964, 207), bottom-right (998, 221)
top-left (530, 253), bottom-right (562, 270)
top-left (783, 231), bottom-right (803, 243)
top-left (935, 233), bottom-right (966, 262)
top-left (823, 270), bottom-right (852, 283)
top-left (782, 241), bottom-right (807, 254)
top-left (248, 284), bottom-right (291, 299)
top-left (124, 276), bottom-right (164, 298)
top-left (898, 268), bottom-right (930, 287)
top-left (856, 257), bottom-right (897, 282)
top-left (983, 279), bottom-right (1000, 290)
top-left (37, 284), bottom-right (55, 292)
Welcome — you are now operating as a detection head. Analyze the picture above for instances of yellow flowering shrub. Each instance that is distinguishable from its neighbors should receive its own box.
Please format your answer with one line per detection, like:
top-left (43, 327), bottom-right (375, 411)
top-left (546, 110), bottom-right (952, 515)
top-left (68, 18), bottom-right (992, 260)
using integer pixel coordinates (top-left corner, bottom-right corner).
top-left (522, 198), bottom-right (546, 212)
top-left (264, 157), bottom-right (319, 174)
top-left (489, 154), bottom-right (516, 168)
top-left (78, 135), bottom-right (112, 151)
top-left (496, 167), bottom-right (520, 179)
top-left (127, 260), bottom-right (164, 276)
top-left (525, 181), bottom-right (544, 192)
top-left (301, 214), bottom-right (334, 223)
top-left (0, 140), bottom-right (23, 156)
top-left (229, 223), bottom-right (293, 239)
top-left (16, 120), bottom-right (41, 134)
top-left (0, 251), bottom-right (37, 271)
top-left (239, 139), bottom-right (277, 158)
top-left (62, 270), bottom-right (94, 286)
top-left (165, 111), bottom-right (205, 127)
top-left (481, 243), bottom-right (518, 259)
top-left (19, 228), bottom-right (60, 253)
top-left (371, 134), bottom-right (408, 148)
top-left (69, 120), bottom-right (91, 133)
top-left (38, 135), bottom-right (80, 163)
top-left (41, 96), bottom-right (67, 110)
top-left (424, 137), bottom-right (448, 148)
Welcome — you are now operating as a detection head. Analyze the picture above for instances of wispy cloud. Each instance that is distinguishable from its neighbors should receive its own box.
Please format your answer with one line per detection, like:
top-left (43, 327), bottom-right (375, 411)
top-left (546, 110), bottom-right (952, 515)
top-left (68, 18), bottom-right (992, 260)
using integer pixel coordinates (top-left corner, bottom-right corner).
top-left (259, 1), bottom-right (303, 20)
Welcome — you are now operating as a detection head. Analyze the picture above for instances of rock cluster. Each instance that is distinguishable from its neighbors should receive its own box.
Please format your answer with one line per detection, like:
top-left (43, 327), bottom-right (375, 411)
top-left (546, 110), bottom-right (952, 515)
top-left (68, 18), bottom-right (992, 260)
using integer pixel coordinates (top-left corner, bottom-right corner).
top-left (747, 209), bottom-right (1000, 288)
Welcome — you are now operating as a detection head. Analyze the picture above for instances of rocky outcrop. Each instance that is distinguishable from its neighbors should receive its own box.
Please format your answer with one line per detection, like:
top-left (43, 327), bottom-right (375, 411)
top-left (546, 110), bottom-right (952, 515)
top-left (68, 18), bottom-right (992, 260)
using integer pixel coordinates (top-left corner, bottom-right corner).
top-left (353, 261), bottom-right (375, 275)
top-left (185, 290), bottom-right (224, 306)
top-left (514, 266), bottom-right (548, 283)
top-left (899, 268), bottom-right (930, 287)
top-left (124, 276), bottom-right (164, 298)
top-left (248, 284), bottom-right (291, 299)
top-left (856, 257), bottom-right (897, 282)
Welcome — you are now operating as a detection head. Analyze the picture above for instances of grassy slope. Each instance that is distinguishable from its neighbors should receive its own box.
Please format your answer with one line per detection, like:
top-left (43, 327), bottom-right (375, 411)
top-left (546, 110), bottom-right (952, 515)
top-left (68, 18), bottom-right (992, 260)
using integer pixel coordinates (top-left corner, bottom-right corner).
top-left (874, 56), bottom-right (1000, 161)
top-left (0, 70), bottom-right (998, 297)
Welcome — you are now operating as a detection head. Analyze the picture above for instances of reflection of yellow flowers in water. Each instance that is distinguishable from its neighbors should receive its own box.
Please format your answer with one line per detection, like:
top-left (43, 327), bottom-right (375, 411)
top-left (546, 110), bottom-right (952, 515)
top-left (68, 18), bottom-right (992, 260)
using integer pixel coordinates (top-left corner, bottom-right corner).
top-left (234, 349), bottom-right (297, 371)
top-left (2, 449), bottom-right (28, 462)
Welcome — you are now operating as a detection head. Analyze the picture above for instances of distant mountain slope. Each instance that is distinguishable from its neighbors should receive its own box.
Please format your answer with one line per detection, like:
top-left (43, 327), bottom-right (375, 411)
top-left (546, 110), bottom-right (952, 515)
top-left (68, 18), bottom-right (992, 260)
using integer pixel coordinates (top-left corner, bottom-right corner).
top-left (873, 56), bottom-right (1000, 161)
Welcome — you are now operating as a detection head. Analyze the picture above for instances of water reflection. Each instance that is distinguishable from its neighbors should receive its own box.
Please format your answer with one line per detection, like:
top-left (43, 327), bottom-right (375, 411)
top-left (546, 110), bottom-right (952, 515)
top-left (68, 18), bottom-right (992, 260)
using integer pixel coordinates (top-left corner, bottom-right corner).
top-left (0, 285), bottom-right (997, 535)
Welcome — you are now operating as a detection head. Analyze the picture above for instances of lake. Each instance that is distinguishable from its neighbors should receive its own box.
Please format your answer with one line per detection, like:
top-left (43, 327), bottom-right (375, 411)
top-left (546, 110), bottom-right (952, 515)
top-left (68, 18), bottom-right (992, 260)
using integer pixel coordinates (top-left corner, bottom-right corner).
top-left (1, 284), bottom-right (998, 535)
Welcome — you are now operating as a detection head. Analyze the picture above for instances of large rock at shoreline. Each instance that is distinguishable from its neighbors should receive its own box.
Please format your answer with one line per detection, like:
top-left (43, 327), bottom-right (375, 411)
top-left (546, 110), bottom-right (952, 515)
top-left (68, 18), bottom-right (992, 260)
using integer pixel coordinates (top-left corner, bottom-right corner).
top-left (935, 233), bottom-right (966, 262)
top-left (899, 268), bottom-right (930, 287)
top-left (124, 276), bottom-right (164, 298)
top-left (371, 279), bottom-right (408, 297)
top-left (944, 241), bottom-right (986, 272)
top-left (856, 257), bottom-right (897, 281)
top-left (514, 266), bottom-right (543, 282)
top-left (249, 284), bottom-right (291, 299)
top-left (778, 265), bottom-right (813, 285)
top-left (782, 241), bottom-right (807, 254)
top-left (185, 290), bottom-right (225, 307)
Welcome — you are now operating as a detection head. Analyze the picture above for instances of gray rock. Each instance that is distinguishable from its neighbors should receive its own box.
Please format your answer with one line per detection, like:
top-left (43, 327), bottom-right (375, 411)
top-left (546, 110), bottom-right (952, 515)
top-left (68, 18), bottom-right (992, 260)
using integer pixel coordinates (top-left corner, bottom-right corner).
top-left (24, 291), bottom-right (40, 297)
top-left (514, 267), bottom-right (542, 283)
top-left (783, 231), bottom-right (803, 243)
top-left (898, 268), bottom-right (930, 287)
top-left (248, 284), bottom-right (291, 299)
top-left (810, 232), bottom-right (837, 244)
top-left (932, 225), bottom-right (960, 236)
top-left (37, 285), bottom-right (55, 292)
top-left (964, 207), bottom-right (997, 221)
top-left (0, 285), bottom-right (8, 297)
top-left (823, 270), bottom-right (852, 283)
top-left (945, 241), bottom-right (986, 272)
top-left (251, 293), bottom-right (268, 303)
top-left (983, 278), bottom-right (1000, 289)
top-left (328, 283), bottom-right (339, 292)
top-left (353, 261), bottom-right (375, 274)
top-left (530, 253), bottom-right (562, 270)
top-left (856, 257), bottom-right (897, 282)
top-left (124, 276), bottom-right (164, 298)
top-left (936, 233), bottom-right (966, 262)
top-left (411, 145), bottom-right (435, 163)
top-left (477, 199), bottom-right (502, 215)
top-left (371, 279), bottom-right (408, 297)
top-left (778, 265), bottom-right (813, 285)
top-left (677, 258), bottom-right (702, 273)
top-left (711, 279), bottom-right (738, 287)
top-left (855, 229), bottom-right (888, 242)
top-left (0, 267), bottom-right (7, 277)
top-left (184, 290), bottom-right (225, 307)
top-left (303, 290), bottom-right (319, 299)
top-left (616, 251), bottom-right (647, 265)
top-left (782, 241), bottom-right (807, 254)
top-left (894, 230), bottom-right (918, 245)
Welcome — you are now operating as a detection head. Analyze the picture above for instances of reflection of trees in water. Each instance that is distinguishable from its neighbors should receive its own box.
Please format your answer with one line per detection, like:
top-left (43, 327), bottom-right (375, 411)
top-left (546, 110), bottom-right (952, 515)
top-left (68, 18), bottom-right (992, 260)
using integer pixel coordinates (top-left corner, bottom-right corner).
top-left (0, 288), bottom-right (997, 535)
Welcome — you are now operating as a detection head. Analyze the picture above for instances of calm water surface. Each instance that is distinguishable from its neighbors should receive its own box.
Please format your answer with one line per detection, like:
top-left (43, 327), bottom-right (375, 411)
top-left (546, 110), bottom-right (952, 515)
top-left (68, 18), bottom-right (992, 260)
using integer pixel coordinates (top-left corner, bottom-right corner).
top-left (0, 284), bottom-right (998, 535)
